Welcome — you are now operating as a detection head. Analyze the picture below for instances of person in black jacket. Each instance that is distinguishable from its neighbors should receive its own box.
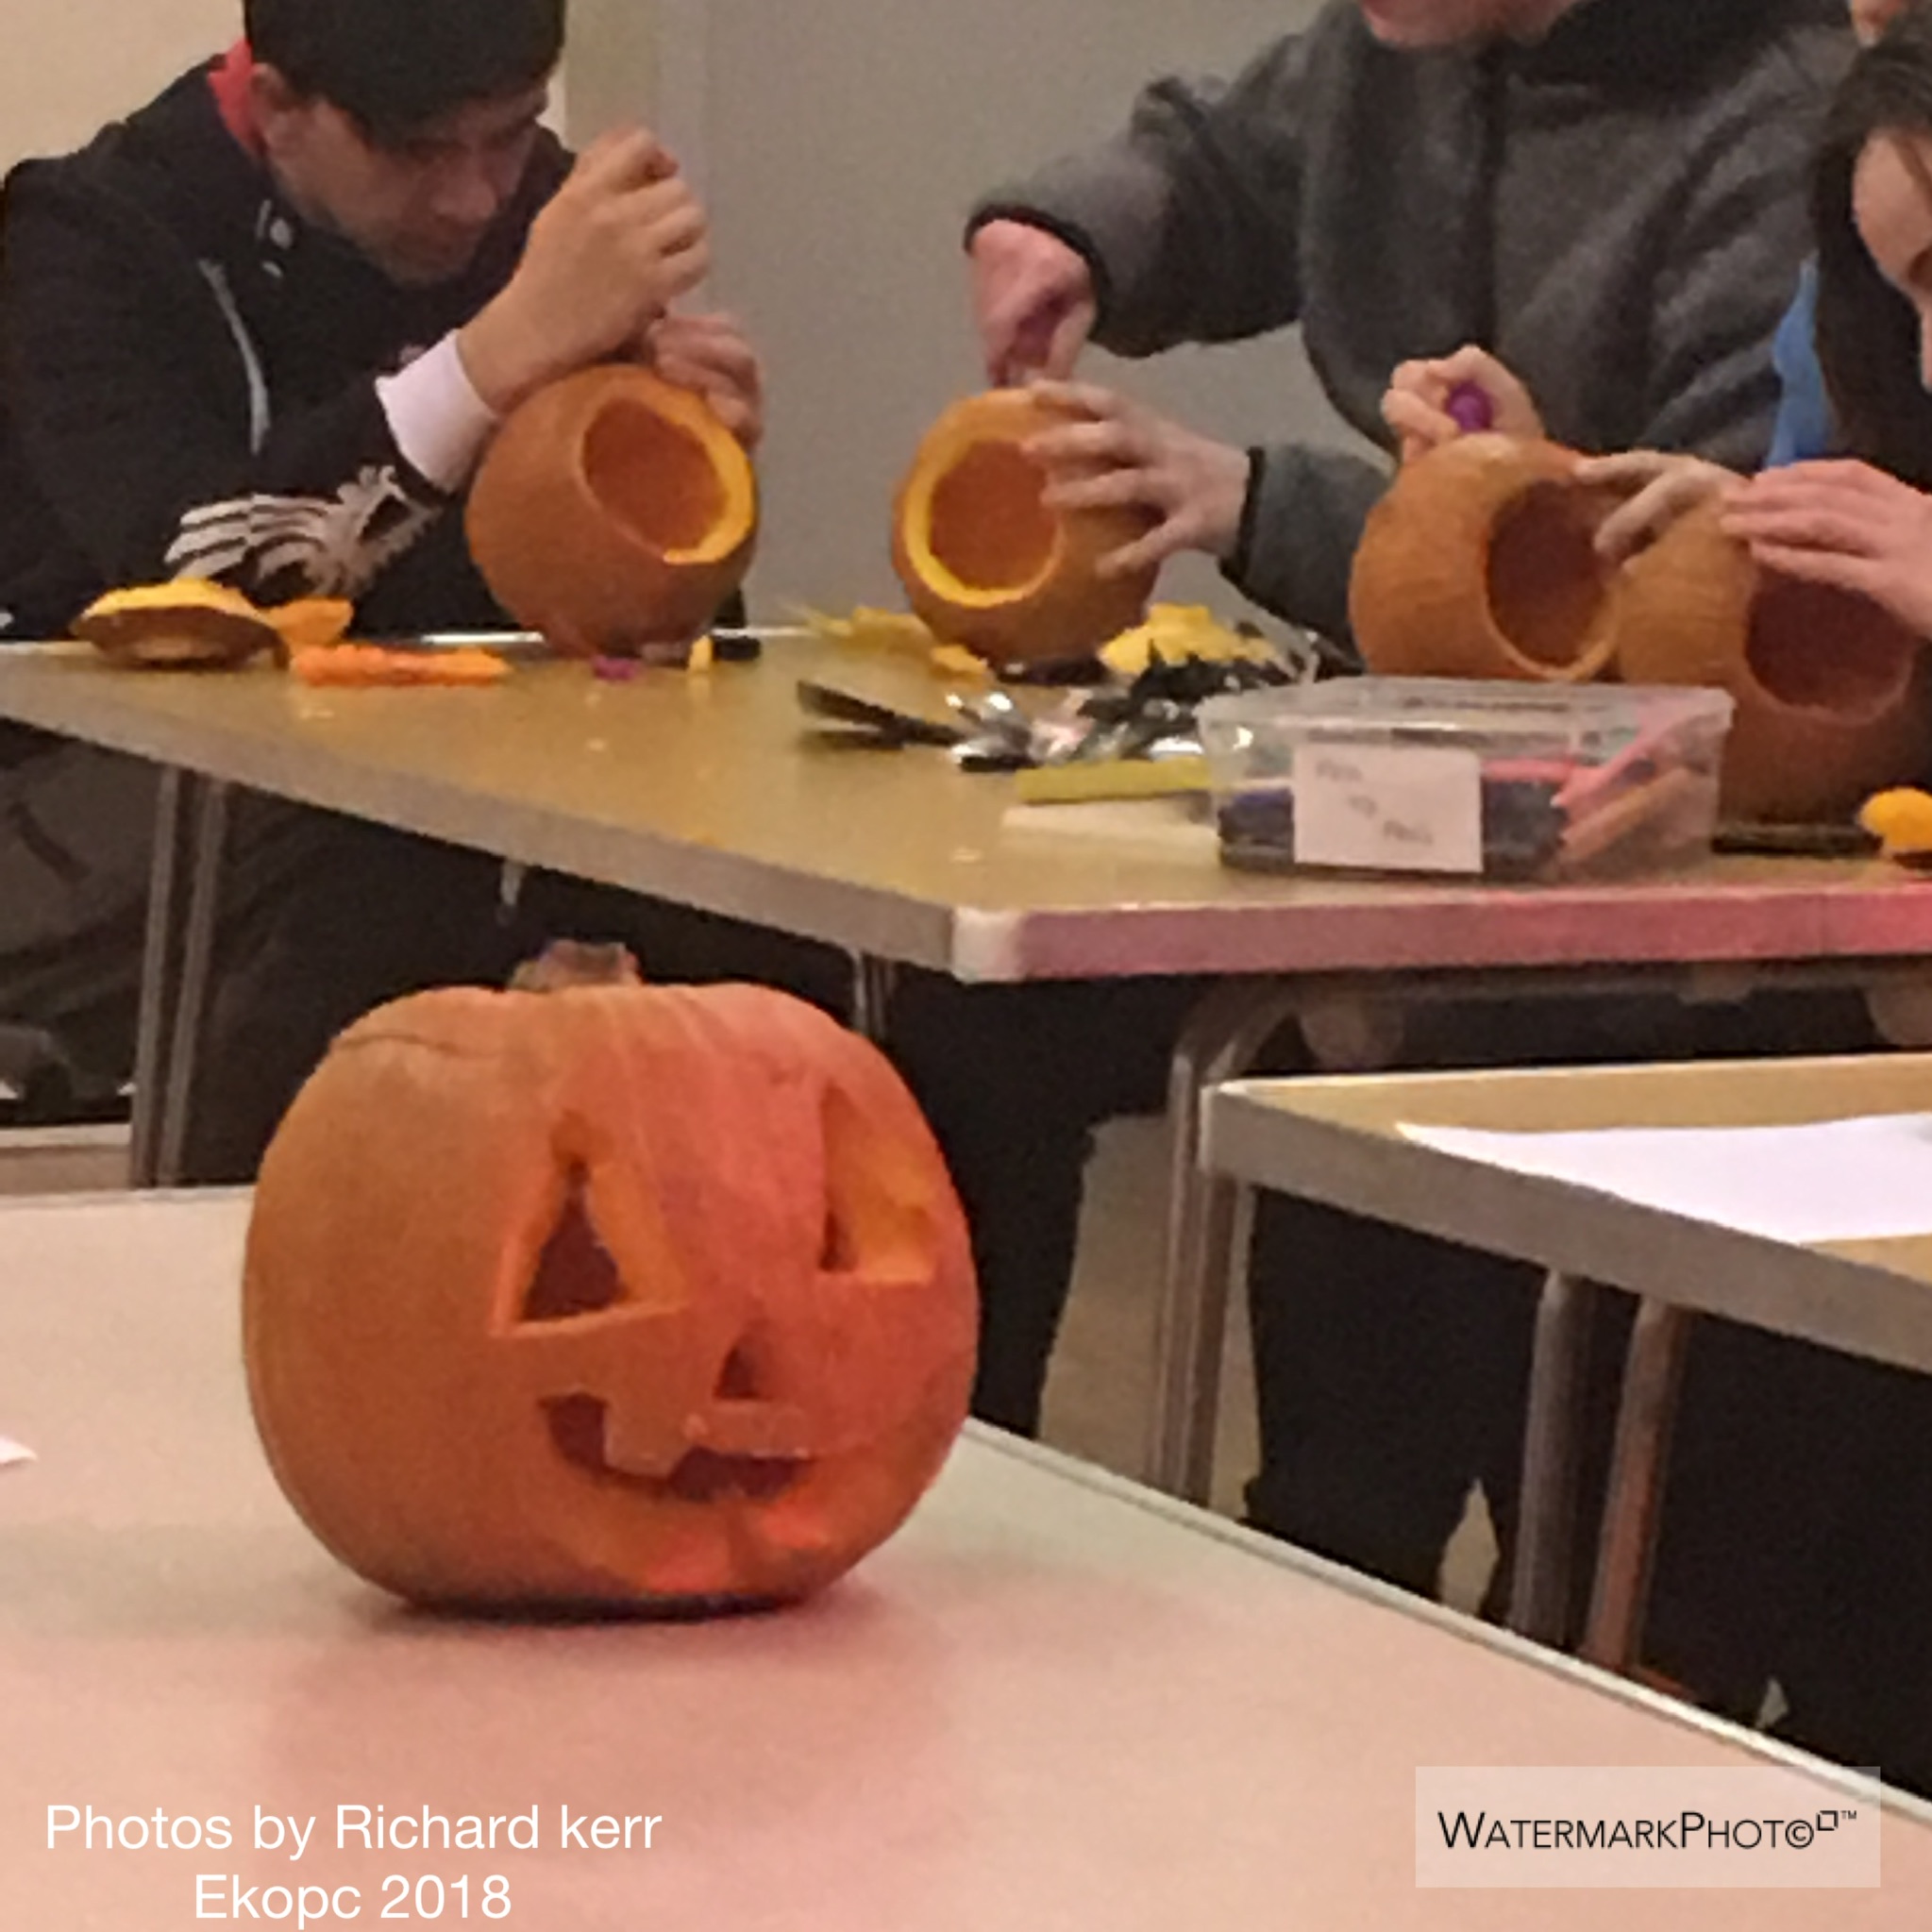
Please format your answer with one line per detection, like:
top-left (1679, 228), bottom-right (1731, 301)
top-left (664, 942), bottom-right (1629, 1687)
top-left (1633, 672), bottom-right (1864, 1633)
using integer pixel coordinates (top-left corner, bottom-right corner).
top-left (0, 0), bottom-right (772, 1171)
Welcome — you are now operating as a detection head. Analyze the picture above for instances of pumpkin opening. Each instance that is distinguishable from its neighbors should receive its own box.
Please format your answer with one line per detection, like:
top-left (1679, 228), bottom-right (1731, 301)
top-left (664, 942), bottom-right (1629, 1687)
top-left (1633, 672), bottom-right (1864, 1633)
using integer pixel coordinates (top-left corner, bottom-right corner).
top-left (584, 401), bottom-right (731, 563)
top-left (1743, 577), bottom-right (1919, 721)
top-left (523, 1170), bottom-right (624, 1321)
top-left (1484, 482), bottom-right (1614, 670)
top-left (916, 441), bottom-right (1058, 606)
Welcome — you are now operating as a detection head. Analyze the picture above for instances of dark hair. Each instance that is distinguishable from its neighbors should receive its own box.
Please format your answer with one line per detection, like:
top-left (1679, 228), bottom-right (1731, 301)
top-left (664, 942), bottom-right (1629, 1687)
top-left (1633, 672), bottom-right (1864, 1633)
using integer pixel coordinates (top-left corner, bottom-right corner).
top-left (244, 0), bottom-right (565, 141)
top-left (1814, 5), bottom-right (1932, 487)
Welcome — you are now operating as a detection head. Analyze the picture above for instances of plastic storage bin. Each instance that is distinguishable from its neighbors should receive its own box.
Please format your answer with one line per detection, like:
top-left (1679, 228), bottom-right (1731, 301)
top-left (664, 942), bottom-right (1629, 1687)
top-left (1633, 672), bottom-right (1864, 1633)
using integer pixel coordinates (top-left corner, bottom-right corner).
top-left (1199, 678), bottom-right (1735, 883)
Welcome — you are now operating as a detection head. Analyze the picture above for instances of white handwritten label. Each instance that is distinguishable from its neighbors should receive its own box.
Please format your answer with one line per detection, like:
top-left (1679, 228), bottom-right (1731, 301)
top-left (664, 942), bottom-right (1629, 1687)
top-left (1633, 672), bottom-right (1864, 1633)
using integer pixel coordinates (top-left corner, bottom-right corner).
top-left (1294, 744), bottom-right (1483, 876)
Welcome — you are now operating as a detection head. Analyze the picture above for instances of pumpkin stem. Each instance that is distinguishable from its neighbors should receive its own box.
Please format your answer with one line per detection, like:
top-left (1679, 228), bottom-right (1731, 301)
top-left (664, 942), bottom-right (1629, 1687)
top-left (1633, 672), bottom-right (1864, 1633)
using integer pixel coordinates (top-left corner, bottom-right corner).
top-left (510, 940), bottom-right (644, 991)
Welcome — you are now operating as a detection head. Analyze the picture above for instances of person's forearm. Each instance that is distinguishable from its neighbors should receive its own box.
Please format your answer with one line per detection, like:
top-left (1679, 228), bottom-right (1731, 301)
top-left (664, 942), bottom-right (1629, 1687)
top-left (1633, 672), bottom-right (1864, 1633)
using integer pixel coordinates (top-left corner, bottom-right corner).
top-left (1219, 444), bottom-right (1390, 651)
top-left (969, 41), bottom-right (1314, 357)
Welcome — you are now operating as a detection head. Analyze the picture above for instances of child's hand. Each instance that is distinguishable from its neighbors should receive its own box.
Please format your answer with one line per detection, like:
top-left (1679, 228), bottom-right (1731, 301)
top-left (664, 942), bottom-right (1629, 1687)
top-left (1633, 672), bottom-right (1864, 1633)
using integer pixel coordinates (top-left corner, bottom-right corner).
top-left (647, 312), bottom-right (764, 448)
top-left (1381, 345), bottom-right (1543, 462)
top-left (1722, 460), bottom-right (1932, 636)
top-left (1574, 450), bottom-right (1741, 564)
top-left (1023, 378), bottom-right (1251, 575)
top-left (460, 129), bottom-right (711, 413)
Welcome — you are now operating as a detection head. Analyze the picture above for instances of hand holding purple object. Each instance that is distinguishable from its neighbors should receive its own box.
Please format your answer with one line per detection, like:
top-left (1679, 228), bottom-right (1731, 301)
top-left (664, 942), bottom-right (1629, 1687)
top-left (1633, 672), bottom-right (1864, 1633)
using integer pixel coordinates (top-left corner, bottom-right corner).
top-left (1446, 381), bottom-right (1495, 434)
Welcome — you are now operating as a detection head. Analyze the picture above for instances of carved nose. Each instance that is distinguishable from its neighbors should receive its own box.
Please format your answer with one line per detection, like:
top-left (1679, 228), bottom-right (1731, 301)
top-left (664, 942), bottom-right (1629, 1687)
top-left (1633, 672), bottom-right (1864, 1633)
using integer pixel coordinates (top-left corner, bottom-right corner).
top-left (683, 1331), bottom-right (813, 1460)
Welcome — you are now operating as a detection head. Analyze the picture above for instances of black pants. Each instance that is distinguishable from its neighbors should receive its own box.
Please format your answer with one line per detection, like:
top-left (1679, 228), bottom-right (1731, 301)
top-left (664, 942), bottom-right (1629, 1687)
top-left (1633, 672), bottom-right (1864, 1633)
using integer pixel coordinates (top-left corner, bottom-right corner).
top-left (180, 798), bottom-right (854, 1184)
top-left (887, 972), bottom-right (1198, 1432)
top-left (0, 731), bottom-right (154, 1097)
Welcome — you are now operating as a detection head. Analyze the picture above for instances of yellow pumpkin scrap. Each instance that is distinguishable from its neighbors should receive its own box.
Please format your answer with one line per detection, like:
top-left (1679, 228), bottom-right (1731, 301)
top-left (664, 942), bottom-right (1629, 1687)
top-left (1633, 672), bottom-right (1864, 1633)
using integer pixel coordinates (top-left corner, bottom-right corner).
top-left (1858, 787), bottom-right (1932, 865)
top-left (800, 604), bottom-right (990, 680)
top-left (264, 597), bottom-right (356, 655)
top-left (74, 579), bottom-right (282, 668)
top-left (1100, 603), bottom-right (1278, 677)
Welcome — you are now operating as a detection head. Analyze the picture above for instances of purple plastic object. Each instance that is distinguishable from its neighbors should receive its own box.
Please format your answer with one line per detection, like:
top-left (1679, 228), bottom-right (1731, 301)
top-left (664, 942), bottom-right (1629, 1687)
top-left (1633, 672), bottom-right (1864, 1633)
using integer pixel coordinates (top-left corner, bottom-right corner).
top-left (1446, 381), bottom-right (1496, 434)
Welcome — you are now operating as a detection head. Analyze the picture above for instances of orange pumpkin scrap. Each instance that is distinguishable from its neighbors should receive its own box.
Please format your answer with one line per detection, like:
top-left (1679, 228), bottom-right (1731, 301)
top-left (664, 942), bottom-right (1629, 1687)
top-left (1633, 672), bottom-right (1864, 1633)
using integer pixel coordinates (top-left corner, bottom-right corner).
top-left (1859, 787), bottom-right (1932, 867)
top-left (243, 975), bottom-right (978, 1613)
top-left (466, 364), bottom-right (758, 660)
top-left (264, 596), bottom-right (356, 655)
top-left (289, 643), bottom-right (510, 687)
top-left (892, 390), bottom-right (1157, 668)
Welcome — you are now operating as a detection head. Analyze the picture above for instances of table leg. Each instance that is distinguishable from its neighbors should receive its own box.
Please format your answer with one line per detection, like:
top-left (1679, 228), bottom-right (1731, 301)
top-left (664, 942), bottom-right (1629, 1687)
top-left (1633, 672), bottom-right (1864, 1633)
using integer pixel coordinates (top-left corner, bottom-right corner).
top-left (1580, 1297), bottom-right (1693, 1673)
top-left (128, 770), bottom-right (192, 1188)
top-left (1508, 1270), bottom-right (1599, 1645)
top-left (850, 954), bottom-right (898, 1044)
top-left (1146, 980), bottom-right (1303, 1501)
top-left (153, 780), bottom-right (231, 1189)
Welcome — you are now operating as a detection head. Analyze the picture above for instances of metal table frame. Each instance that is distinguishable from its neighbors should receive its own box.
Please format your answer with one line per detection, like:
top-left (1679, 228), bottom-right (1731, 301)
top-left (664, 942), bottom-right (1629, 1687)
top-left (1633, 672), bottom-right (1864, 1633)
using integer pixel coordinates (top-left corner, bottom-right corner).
top-left (9, 646), bottom-right (1932, 1503)
top-left (1196, 1056), bottom-right (1932, 1672)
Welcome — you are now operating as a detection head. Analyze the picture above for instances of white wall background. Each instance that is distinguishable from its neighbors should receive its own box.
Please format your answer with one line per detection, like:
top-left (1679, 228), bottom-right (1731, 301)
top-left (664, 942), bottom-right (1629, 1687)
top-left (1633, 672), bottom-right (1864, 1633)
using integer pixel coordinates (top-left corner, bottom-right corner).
top-left (0, 0), bottom-right (235, 169)
top-left (569, 0), bottom-right (1365, 621)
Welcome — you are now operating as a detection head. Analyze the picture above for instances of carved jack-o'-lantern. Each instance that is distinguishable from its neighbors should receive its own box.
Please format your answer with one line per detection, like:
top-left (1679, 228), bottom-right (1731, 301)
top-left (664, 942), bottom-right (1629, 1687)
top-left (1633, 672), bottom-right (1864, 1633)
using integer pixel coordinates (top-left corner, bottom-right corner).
top-left (243, 976), bottom-right (977, 1613)
top-left (892, 390), bottom-right (1157, 667)
top-left (1616, 499), bottom-right (1932, 823)
top-left (466, 364), bottom-right (757, 659)
top-left (1350, 436), bottom-right (1628, 682)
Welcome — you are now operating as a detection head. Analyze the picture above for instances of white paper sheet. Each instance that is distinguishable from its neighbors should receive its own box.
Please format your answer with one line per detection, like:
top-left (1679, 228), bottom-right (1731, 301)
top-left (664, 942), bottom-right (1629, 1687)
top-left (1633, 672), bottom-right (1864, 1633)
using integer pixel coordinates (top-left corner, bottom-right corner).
top-left (1399, 1113), bottom-right (1932, 1246)
top-left (0, 1436), bottom-right (34, 1470)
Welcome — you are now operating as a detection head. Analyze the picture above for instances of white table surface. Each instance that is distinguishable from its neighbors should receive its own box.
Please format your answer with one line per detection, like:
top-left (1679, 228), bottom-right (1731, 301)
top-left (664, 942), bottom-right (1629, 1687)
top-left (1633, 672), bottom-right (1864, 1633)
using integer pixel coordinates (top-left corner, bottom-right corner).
top-left (3, 1193), bottom-right (1927, 1928)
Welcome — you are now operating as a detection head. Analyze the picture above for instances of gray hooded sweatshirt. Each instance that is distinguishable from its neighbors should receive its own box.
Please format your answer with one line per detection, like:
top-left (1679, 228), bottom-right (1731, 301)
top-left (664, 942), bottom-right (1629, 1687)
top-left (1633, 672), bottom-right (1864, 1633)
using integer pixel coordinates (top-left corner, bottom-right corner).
top-left (971, 0), bottom-right (1851, 644)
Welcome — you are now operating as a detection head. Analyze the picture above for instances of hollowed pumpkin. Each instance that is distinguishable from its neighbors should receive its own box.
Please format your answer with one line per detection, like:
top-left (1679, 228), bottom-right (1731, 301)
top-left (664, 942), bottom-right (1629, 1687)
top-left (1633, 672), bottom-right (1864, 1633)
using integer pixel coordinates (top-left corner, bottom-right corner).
top-left (243, 977), bottom-right (977, 1614)
top-left (891, 391), bottom-right (1157, 667)
top-left (1350, 436), bottom-right (1932, 821)
top-left (1617, 499), bottom-right (1932, 822)
top-left (466, 364), bottom-right (757, 659)
top-left (1350, 436), bottom-right (1625, 682)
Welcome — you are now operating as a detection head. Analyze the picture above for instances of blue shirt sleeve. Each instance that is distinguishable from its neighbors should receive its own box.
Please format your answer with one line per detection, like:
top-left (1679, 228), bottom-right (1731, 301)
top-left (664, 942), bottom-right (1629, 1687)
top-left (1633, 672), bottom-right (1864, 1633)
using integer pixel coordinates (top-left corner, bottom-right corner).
top-left (1766, 261), bottom-right (1829, 468)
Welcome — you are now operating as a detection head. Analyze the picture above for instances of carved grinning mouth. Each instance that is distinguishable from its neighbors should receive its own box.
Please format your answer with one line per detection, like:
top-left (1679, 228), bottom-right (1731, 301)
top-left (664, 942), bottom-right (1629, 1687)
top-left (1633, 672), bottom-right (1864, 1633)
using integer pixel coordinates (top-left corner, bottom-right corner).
top-left (544, 1397), bottom-right (806, 1504)
top-left (660, 1447), bottom-right (801, 1504)
top-left (525, 1172), bottom-right (814, 1505)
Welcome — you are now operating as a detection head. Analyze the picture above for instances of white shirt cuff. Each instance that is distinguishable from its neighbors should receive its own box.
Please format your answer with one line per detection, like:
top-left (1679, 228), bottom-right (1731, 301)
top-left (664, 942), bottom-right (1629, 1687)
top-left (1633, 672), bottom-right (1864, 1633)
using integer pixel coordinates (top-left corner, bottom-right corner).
top-left (376, 334), bottom-right (501, 494)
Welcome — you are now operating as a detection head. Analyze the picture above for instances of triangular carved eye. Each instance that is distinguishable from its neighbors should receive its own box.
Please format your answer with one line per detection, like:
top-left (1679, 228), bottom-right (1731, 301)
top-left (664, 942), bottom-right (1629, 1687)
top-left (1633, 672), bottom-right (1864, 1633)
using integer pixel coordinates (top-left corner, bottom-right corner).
top-left (523, 1168), bottom-right (624, 1322)
top-left (714, 1334), bottom-right (773, 1402)
top-left (820, 1204), bottom-right (854, 1275)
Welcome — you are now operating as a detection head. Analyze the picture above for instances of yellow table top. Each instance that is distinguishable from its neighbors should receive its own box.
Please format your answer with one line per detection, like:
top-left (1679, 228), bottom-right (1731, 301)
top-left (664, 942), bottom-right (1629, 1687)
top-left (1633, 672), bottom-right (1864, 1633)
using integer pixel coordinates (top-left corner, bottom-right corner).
top-left (3, 638), bottom-right (1929, 983)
